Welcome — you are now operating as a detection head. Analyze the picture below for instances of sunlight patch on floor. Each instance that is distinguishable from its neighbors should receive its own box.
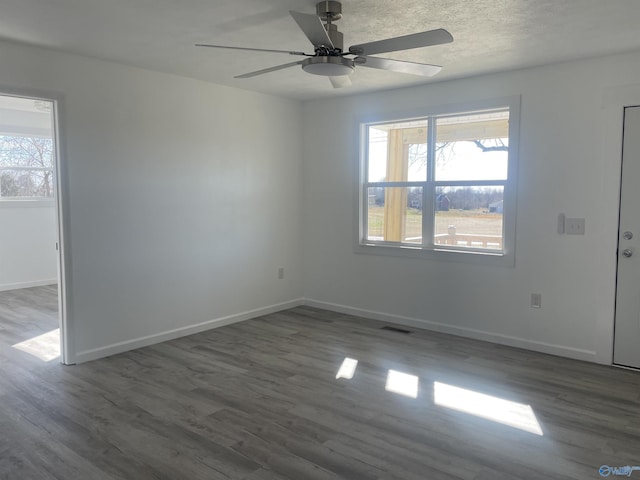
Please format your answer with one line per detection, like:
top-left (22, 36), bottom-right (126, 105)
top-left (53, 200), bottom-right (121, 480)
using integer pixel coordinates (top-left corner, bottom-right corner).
top-left (385, 369), bottom-right (419, 398)
top-left (336, 357), bottom-right (359, 379)
top-left (12, 328), bottom-right (60, 362)
top-left (434, 381), bottom-right (543, 435)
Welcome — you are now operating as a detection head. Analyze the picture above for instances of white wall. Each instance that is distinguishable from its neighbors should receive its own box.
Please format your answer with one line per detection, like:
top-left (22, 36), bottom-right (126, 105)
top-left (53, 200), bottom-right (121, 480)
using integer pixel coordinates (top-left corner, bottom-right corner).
top-left (0, 202), bottom-right (57, 291)
top-left (0, 40), bottom-right (304, 363)
top-left (302, 50), bottom-right (640, 364)
top-left (4, 36), bottom-right (639, 366)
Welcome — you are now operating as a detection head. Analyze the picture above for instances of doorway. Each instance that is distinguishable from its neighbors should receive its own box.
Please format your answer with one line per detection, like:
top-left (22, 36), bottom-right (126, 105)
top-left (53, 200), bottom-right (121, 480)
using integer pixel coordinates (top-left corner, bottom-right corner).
top-left (614, 105), bottom-right (640, 369)
top-left (0, 92), bottom-right (66, 364)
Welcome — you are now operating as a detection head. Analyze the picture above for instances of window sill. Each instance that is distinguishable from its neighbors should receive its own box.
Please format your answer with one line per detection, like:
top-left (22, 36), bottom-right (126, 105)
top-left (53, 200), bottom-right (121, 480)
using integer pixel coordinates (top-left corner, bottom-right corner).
top-left (0, 199), bottom-right (56, 208)
top-left (355, 242), bottom-right (514, 267)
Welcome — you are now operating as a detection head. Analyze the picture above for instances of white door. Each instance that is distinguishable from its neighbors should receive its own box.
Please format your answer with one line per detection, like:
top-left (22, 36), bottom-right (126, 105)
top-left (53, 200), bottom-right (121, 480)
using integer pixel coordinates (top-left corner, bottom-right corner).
top-left (614, 106), bottom-right (640, 368)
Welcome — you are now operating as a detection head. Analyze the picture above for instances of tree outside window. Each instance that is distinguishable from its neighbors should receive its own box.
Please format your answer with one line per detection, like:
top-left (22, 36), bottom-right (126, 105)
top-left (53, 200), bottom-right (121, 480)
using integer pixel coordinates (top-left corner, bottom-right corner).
top-left (0, 136), bottom-right (54, 199)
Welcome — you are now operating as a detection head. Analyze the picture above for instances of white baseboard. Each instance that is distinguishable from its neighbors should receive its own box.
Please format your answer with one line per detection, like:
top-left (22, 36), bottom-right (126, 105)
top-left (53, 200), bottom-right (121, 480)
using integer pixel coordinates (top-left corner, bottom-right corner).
top-left (70, 296), bottom-right (598, 365)
top-left (73, 298), bottom-right (305, 364)
top-left (0, 279), bottom-right (57, 292)
top-left (303, 298), bottom-right (598, 364)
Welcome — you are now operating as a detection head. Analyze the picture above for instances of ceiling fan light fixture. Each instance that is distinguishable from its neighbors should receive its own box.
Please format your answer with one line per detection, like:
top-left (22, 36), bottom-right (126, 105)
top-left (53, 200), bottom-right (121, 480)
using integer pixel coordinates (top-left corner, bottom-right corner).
top-left (302, 56), bottom-right (355, 76)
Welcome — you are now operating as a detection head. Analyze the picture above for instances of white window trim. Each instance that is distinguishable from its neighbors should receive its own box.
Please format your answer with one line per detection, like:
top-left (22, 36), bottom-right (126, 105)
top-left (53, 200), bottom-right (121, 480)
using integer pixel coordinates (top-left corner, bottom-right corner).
top-left (354, 96), bottom-right (520, 267)
top-left (0, 198), bottom-right (56, 208)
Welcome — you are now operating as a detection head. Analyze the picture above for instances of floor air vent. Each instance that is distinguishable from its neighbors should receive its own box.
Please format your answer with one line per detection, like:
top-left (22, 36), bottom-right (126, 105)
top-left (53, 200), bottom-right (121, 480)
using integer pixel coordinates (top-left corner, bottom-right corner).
top-left (381, 326), bottom-right (412, 334)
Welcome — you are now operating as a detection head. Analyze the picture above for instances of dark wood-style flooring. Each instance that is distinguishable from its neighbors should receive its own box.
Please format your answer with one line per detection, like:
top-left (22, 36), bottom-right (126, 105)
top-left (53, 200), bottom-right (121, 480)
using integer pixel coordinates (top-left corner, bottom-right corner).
top-left (1, 286), bottom-right (640, 479)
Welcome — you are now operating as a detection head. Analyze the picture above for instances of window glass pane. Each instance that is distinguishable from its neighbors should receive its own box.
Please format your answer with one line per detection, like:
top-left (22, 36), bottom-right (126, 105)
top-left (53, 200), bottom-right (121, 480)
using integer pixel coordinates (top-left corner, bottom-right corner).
top-left (0, 169), bottom-right (54, 198)
top-left (407, 143), bottom-right (427, 182)
top-left (0, 96), bottom-right (55, 199)
top-left (367, 126), bottom-right (388, 182)
top-left (367, 187), bottom-right (423, 244)
top-left (434, 186), bottom-right (504, 250)
top-left (367, 120), bottom-right (428, 182)
top-left (0, 136), bottom-right (54, 168)
top-left (435, 111), bottom-right (509, 181)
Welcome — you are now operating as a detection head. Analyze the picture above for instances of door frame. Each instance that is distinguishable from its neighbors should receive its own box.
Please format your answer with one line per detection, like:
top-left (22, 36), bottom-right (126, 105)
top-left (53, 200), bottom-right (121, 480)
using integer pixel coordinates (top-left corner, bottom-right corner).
top-left (0, 86), bottom-right (72, 364)
top-left (599, 85), bottom-right (640, 366)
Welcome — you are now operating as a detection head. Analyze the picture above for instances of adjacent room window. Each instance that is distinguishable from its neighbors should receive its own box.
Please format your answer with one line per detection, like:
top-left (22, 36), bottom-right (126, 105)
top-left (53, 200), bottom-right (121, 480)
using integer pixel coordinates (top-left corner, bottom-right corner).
top-left (0, 98), bottom-right (55, 200)
top-left (359, 99), bottom-right (518, 263)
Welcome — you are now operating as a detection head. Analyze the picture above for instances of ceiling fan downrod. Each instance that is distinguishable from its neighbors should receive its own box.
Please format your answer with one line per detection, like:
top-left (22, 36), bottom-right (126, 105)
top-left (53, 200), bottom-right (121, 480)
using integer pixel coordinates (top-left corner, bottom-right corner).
top-left (316, 1), bottom-right (344, 53)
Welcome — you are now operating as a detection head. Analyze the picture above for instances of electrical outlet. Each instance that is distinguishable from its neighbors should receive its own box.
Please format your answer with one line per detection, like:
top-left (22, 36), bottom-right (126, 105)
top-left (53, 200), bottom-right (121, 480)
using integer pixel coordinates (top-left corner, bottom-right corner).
top-left (531, 293), bottom-right (542, 308)
top-left (565, 217), bottom-right (585, 235)
top-left (277, 267), bottom-right (284, 279)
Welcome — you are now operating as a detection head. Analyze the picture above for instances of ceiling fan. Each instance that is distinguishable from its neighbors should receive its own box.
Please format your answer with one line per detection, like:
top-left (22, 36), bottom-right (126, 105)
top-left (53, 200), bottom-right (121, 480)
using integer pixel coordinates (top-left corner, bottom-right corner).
top-left (196, 1), bottom-right (453, 88)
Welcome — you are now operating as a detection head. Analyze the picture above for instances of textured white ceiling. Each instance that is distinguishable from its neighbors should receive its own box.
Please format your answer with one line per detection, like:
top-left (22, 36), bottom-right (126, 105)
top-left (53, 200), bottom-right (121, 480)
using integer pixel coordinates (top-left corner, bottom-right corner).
top-left (1, 0), bottom-right (640, 100)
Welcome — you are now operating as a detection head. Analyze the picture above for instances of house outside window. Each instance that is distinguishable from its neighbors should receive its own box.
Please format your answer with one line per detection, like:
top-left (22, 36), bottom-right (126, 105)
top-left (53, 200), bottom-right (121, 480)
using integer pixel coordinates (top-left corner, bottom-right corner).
top-left (358, 97), bottom-right (519, 265)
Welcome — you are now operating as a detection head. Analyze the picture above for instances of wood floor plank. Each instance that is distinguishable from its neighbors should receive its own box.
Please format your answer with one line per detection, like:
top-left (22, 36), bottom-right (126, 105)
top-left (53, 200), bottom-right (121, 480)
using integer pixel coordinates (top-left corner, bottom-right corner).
top-left (2, 287), bottom-right (640, 479)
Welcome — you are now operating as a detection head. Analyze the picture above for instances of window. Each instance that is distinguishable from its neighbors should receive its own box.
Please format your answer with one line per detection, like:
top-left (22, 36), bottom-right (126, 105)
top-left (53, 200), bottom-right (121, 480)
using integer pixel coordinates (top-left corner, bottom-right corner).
top-left (359, 98), bottom-right (518, 264)
top-left (0, 97), bottom-right (55, 200)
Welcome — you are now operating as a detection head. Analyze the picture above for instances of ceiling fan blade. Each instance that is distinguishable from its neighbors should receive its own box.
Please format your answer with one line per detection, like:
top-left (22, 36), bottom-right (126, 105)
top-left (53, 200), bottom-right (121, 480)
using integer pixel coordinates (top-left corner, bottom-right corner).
top-left (329, 76), bottom-right (352, 88)
top-left (196, 44), bottom-right (309, 56)
top-left (356, 57), bottom-right (442, 77)
top-left (349, 28), bottom-right (453, 56)
top-left (289, 11), bottom-right (334, 48)
top-left (234, 61), bottom-right (304, 79)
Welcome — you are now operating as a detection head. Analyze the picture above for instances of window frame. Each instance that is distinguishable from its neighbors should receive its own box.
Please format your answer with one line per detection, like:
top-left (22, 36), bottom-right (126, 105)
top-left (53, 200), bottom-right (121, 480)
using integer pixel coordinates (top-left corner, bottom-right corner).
top-left (0, 100), bottom-right (56, 203)
top-left (355, 96), bottom-right (520, 267)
